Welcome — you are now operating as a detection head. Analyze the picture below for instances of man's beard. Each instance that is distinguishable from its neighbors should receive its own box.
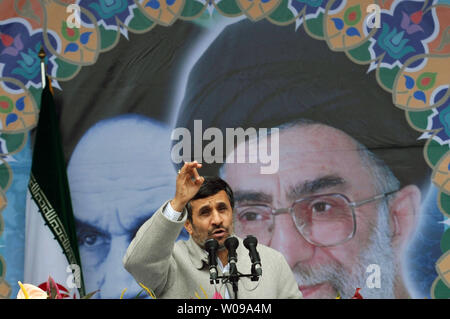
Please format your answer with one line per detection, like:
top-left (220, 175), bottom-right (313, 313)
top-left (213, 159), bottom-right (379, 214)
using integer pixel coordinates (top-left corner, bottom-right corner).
top-left (293, 202), bottom-right (396, 299)
top-left (191, 223), bottom-right (233, 248)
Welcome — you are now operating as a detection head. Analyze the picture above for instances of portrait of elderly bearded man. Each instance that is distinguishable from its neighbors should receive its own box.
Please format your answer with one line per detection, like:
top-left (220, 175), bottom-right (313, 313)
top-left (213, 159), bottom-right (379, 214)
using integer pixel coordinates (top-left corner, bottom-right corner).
top-left (68, 115), bottom-right (188, 298)
top-left (174, 20), bottom-right (431, 299)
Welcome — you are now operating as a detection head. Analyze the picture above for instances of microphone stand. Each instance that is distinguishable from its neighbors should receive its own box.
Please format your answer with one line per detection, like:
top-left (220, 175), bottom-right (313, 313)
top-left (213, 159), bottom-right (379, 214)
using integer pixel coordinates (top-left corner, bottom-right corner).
top-left (229, 261), bottom-right (239, 299)
top-left (215, 268), bottom-right (261, 299)
top-left (210, 236), bottom-right (262, 299)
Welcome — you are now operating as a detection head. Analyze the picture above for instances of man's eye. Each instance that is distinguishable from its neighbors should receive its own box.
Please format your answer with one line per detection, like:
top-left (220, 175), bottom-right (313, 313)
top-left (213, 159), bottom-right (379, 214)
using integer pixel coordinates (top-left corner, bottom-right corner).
top-left (311, 202), bottom-right (332, 214)
top-left (240, 211), bottom-right (266, 222)
top-left (82, 234), bottom-right (97, 246)
top-left (78, 231), bottom-right (109, 248)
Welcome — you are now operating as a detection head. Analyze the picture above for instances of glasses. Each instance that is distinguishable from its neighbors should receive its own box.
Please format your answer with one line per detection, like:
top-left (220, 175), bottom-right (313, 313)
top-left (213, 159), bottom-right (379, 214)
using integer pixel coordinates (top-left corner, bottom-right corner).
top-left (234, 191), bottom-right (397, 247)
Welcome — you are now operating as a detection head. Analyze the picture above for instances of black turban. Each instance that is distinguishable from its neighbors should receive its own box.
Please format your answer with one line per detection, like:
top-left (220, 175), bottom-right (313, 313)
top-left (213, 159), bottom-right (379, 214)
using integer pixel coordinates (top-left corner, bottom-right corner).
top-left (174, 19), bottom-right (431, 190)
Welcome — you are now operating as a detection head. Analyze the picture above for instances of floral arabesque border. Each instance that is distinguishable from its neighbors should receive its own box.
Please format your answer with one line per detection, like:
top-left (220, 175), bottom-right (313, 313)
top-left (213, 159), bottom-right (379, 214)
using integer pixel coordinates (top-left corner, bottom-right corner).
top-left (0, 0), bottom-right (448, 298)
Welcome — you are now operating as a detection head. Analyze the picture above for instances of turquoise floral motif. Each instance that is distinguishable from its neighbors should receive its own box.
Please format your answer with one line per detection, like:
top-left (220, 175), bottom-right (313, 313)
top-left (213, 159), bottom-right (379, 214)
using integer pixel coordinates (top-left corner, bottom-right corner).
top-left (294, 0), bottom-right (324, 7)
top-left (439, 104), bottom-right (450, 138)
top-left (88, 0), bottom-right (130, 19)
top-left (0, 21), bottom-right (58, 91)
top-left (79, 0), bottom-right (137, 36)
top-left (426, 90), bottom-right (450, 144)
top-left (367, 0), bottom-right (436, 69)
top-left (378, 23), bottom-right (415, 59)
top-left (11, 43), bottom-right (43, 82)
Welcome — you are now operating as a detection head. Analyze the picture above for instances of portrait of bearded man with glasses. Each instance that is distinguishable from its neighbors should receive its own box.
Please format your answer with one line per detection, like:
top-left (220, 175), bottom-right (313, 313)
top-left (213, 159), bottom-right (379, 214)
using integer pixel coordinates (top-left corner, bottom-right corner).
top-left (173, 20), bottom-right (433, 299)
top-left (223, 120), bottom-right (411, 299)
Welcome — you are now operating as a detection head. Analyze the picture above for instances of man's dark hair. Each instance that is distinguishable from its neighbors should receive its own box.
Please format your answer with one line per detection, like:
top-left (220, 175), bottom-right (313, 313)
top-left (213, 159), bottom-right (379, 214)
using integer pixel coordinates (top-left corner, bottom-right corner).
top-left (186, 176), bottom-right (234, 222)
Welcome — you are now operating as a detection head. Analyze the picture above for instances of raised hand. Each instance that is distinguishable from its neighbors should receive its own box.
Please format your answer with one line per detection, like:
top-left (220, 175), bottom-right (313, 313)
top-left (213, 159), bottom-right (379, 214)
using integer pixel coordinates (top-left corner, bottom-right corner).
top-left (170, 161), bottom-right (205, 212)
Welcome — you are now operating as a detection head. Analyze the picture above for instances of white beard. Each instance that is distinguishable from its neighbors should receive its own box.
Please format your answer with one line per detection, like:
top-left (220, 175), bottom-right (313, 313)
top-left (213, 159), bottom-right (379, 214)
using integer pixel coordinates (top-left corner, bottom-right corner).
top-left (293, 202), bottom-right (396, 299)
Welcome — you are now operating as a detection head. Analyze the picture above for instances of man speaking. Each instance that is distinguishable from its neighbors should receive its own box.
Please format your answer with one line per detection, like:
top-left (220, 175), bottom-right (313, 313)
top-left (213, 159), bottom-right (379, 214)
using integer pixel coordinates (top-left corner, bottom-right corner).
top-left (123, 161), bottom-right (301, 299)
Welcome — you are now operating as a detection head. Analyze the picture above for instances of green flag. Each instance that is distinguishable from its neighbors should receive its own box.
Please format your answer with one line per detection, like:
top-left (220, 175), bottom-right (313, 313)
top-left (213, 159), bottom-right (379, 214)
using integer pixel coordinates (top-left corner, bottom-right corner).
top-left (24, 78), bottom-right (85, 297)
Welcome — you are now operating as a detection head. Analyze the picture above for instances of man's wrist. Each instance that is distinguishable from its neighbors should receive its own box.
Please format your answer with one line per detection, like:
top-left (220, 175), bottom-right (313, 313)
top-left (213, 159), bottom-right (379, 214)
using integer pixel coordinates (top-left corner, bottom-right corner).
top-left (170, 198), bottom-right (187, 212)
top-left (163, 201), bottom-right (185, 221)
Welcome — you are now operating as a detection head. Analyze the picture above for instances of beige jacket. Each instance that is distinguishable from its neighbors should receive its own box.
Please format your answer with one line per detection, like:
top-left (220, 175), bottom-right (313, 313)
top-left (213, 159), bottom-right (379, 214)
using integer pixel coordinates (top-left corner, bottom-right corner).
top-left (123, 201), bottom-right (302, 299)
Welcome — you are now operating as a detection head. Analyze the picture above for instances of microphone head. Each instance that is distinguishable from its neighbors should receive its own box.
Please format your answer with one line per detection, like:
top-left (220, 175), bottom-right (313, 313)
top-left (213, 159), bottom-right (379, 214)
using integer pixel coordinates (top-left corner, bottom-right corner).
top-left (205, 238), bottom-right (219, 252)
top-left (224, 236), bottom-right (239, 251)
top-left (243, 235), bottom-right (258, 248)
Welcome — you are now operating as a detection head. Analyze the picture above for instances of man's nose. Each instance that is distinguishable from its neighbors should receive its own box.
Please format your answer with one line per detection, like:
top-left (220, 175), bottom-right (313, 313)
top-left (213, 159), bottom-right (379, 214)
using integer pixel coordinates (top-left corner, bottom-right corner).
top-left (268, 214), bottom-right (315, 268)
top-left (211, 209), bottom-right (223, 226)
top-left (100, 236), bottom-right (145, 299)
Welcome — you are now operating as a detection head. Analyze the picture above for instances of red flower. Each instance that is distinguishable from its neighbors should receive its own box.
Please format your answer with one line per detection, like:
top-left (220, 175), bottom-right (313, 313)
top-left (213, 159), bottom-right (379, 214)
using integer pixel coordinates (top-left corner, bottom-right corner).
top-left (351, 288), bottom-right (364, 299)
top-left (38, 277), bottom-right (71, 299)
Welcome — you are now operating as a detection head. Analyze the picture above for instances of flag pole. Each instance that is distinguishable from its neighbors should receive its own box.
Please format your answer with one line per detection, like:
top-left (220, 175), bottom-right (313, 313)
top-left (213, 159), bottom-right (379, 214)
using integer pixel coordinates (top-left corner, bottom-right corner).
top-left (38, 46), bottom-right (46, 89)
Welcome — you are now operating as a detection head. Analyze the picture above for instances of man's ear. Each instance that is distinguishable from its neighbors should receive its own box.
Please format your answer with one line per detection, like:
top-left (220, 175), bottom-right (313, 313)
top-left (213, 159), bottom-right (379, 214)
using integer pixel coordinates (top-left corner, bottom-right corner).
top-left (389, 185), bottom-right (421, 250)
top-left (184, 219), bottom-right (193, 236)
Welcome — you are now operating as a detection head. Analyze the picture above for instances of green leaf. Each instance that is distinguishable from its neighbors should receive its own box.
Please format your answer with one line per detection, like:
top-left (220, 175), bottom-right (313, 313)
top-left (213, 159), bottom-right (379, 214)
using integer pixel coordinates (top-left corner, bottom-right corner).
top-left (216, 0), bottom-right (242, 16)
top-left (181, 0), bottom-right (205, 18)
top-left (28, 87), bottom-right (42, 110)
top-left (133, 288), bottom-right (144, 299)
top-left (426, 139), bottom-right (448, 166)
top-left (441, 228), bottom-right (450, 253)
top-left (407, 109), bottom-right (433, 130)
top-left (55, 58), bottom-right (80, 80)
top-left (128, 7), bottom-right (154, 31)
top-left (432, 278), bottom-right (450, 299)
top-left (378, 66), bottom-right (400, 90)
top-left (0, 162), bottom-right (11, 190)
top-left (2, 132), bottom-right (26, 156)
top-left (439, 192), bottom-right (450, 217)
top-left (99, 25), bottom-right (119, 51)
top-left (347, 41), bottom-right (372, 62)
top-left (305, 13), bottom-right (324, 38)
top-left (81, 290), bottom-right (99, 299)
top-left (269, 0), bottom-right (295, 24)
top-left (50, 285), bottom-right (57, 299)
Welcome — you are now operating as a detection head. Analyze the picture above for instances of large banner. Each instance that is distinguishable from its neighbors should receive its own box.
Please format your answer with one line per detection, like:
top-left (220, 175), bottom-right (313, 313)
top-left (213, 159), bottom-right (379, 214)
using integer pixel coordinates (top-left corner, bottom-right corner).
top-left (0, 0), bottom-right (449, 299)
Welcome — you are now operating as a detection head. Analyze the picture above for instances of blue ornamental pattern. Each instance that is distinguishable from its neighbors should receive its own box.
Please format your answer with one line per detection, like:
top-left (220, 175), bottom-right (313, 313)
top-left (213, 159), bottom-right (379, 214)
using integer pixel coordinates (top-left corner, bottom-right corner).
top-left (366, 0), bottom-right (438, 70)
top-left (77, 0), bottom-right (138, 36)
top-left (0, 21), bottom-right (59, 92)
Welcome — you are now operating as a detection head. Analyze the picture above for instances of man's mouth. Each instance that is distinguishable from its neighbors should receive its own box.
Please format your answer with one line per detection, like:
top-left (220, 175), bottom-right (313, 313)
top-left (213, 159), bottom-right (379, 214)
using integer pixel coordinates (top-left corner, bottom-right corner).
top-left (211, 228), bottom-right (227, 239)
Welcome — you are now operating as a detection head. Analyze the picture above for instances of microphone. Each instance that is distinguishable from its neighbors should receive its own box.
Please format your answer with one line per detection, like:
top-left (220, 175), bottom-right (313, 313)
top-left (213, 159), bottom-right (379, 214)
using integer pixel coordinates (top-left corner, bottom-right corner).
top-left (243, 235), bottom-right (262, 277)
top-left (224, 236), bottom-right (239, 265)
top-left (224, 236), bottom-right (239, 299)
top-left (204, 238), bottom-right (219, 283)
